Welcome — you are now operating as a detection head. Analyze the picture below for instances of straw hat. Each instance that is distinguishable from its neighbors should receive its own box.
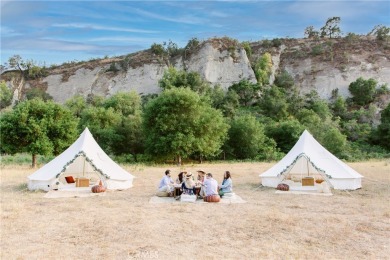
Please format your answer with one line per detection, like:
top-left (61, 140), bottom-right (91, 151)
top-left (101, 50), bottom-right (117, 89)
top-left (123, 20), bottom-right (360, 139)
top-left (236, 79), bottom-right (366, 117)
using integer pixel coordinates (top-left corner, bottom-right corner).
top-left (186, 172), bottom-right (193, 179)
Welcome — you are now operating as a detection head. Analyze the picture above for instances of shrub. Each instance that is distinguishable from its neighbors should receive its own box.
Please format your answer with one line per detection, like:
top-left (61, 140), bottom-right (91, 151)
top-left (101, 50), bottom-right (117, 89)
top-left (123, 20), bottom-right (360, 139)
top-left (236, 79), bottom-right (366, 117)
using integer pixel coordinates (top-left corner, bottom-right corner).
top-left (271, 38), bottom-right (283, 47)
top-left (311, 44), bottom-right (324, 56)
top-left (0, 81), bottom-right (12, 109)
top-left (151, 43), bottom-right (165, 56)
top-left (348, 77), bottom-right (377, 106)
top-left (106, 62), bottom-right (119, 72)
top-left (241, 41), bottom-right (252, 58)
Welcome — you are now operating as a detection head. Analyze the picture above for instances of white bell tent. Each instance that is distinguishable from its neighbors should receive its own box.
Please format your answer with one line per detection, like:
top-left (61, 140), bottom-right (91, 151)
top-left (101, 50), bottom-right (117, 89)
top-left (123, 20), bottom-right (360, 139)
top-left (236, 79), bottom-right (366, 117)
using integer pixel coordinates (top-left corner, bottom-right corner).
top-left (28, 127), bottom-right (134, 191)
top-left (260, 130), bottom-right (363, 190)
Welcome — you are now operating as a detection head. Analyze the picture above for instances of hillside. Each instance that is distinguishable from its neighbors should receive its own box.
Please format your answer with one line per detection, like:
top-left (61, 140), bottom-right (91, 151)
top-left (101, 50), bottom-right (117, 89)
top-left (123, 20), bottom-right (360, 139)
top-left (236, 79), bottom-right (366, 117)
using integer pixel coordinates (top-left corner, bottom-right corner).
top-left (2, 36), bottom-right (390, 104)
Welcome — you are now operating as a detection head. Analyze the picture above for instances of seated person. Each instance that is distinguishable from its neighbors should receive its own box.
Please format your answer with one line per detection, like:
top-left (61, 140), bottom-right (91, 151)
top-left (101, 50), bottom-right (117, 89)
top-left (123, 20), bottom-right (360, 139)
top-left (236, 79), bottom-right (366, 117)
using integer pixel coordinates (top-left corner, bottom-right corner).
top-left (176, 172), bottom-right (186, 184)
top-left (196, 170), bottom-right (206, 198)
top-left (157, 169), bottom-right (174, 196)
top-left (203, 173), bottom-right (220, 201)
top-left (219, 171), bottom-right (233, 197)
top-left (181, 172), bottom-right (196, 195)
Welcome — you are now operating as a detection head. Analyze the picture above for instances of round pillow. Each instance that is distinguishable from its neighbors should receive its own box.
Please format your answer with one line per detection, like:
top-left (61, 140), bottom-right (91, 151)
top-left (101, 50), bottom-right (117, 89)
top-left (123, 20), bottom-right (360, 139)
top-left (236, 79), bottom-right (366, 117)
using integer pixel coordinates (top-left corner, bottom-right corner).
top-left (277, 183), bottom-right (289, 191)
top-left (91, 185), bottom-right (106, 193)
top-left (203, 195), bottom-right (221, 202)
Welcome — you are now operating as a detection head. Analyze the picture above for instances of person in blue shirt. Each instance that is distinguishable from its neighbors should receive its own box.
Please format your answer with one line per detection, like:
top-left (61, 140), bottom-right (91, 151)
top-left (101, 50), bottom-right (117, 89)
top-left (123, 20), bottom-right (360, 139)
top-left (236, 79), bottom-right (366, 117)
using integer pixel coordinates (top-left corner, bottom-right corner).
top-left (219, 171), bottom-right (233, 197)
top-left (158, 169), bottom-right (174, 196)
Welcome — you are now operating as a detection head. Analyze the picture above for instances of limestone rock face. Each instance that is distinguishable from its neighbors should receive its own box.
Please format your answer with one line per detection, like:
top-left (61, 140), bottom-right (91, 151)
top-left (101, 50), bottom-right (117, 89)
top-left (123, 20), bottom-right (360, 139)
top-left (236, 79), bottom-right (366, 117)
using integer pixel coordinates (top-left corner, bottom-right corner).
top-left (177, 42), bottom-right (257, 89)
top-left (3, 37), bottom-right (390, 104)
top-left (44, 64), bottom-right (168, 104)
top-left (39, 40), bottom-right (257, 103)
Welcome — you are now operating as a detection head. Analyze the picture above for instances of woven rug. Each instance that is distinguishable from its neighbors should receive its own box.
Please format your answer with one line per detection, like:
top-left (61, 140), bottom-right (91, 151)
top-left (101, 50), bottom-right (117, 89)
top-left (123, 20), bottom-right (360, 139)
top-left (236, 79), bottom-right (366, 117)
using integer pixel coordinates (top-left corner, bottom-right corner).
top-left (44, 188), bottom-right (106, 198)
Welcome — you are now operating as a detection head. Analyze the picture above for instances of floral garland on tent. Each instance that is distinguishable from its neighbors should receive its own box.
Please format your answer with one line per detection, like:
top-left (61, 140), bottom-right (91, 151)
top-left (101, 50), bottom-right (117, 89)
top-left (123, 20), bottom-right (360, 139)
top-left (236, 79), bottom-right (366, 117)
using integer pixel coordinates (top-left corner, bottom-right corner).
top-left (277, 153), bottom-right (332, 179)
top-left (55, 151), bottom-right (110, 179)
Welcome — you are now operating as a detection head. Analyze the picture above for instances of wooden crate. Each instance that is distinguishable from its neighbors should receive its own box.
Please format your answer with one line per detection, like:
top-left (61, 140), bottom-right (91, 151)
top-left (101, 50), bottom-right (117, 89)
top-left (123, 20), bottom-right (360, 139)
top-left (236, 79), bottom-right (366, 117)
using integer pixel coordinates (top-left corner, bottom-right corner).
top-left (75, 178), bottom-right (90, 187)
top-left (302, 177), bottom-right (314, 186)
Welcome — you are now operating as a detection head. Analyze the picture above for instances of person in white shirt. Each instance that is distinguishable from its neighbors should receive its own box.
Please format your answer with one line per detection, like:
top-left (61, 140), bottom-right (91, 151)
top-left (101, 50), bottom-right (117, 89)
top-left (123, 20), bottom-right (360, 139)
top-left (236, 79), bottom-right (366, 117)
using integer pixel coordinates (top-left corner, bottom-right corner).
top-left (158, 169), bottom-right (174, 195)
top-left (203, 173), bottom-right (219, 196)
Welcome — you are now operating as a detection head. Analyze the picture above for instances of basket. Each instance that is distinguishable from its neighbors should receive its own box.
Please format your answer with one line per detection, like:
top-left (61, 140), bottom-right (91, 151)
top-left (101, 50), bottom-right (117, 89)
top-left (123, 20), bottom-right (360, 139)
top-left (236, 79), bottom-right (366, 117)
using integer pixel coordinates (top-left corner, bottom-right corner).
top-left (75, 178), bottom-right (89, 187)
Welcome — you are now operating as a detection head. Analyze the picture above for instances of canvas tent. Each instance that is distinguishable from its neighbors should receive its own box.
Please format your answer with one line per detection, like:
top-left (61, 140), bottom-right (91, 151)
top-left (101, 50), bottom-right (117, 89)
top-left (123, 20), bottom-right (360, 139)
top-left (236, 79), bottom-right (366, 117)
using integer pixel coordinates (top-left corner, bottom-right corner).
top-left (260, 130), bottom-right (363, 190)
top-left (28, 127), bottom-right (134, 191)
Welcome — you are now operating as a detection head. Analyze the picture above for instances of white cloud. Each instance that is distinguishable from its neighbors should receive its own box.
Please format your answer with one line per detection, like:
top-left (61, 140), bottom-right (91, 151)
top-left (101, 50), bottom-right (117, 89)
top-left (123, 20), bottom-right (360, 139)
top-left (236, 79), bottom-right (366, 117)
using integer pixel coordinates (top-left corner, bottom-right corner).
top-left (85, 36), bottom-right (163, 44)
top-left (0, 26), bottom-right (21, 37)
top-left (52, 23), bottom-right (159, 34)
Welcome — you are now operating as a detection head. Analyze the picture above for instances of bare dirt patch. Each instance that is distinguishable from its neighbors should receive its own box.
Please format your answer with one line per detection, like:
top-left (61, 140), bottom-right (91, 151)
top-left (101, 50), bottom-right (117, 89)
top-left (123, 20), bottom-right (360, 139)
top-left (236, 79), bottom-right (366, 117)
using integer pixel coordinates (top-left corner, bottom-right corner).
top-left (1, 161), bottom-right (389, 259)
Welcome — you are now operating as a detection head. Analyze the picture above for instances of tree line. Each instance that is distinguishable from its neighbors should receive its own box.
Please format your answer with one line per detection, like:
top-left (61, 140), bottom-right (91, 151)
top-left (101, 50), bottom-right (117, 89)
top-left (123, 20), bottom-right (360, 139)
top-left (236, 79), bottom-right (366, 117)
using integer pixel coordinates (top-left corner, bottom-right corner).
top-left (1, 65), bottom-right (389, 167)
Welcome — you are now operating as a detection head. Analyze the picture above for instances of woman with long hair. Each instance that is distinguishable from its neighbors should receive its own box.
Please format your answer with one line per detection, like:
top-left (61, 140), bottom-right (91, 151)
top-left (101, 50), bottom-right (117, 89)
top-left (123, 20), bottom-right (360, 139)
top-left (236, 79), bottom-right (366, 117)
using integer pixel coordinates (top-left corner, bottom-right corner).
top-left (181, 172), bottom-right (196, 195)
top-left (219, 171), bottom-right (233, 197)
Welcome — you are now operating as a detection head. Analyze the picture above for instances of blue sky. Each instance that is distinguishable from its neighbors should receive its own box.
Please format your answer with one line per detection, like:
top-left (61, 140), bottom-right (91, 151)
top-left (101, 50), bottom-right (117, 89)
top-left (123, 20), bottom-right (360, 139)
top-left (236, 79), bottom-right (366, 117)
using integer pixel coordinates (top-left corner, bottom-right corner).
top-left (1, 0), bottom-right (389, 66)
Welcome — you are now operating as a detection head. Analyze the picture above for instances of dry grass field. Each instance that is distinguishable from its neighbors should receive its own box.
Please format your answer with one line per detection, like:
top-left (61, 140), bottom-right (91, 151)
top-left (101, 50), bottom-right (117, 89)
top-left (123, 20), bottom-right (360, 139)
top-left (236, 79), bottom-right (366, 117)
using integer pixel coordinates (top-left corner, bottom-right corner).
top-left (1, 160), bottom-right (389, 259)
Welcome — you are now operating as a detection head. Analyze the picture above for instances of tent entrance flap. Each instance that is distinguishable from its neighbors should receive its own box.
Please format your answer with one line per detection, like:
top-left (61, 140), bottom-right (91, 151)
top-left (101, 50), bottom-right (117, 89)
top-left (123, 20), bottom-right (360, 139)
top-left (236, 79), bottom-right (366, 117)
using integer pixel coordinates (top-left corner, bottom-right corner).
top-left (57, 155), bottom-right (105, 185)
top-left (281, 155), bottom-right (330, 185)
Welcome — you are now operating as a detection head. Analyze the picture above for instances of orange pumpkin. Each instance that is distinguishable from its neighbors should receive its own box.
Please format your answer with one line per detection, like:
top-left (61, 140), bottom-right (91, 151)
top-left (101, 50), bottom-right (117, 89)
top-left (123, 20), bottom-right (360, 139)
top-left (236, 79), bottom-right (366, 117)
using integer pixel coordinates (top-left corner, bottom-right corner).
top-left (277, 183), bottom-right (289, 191)
top-left (91, 184), bottom-right (106, 193)
top-left (203, 195), bottom-right (220, 202)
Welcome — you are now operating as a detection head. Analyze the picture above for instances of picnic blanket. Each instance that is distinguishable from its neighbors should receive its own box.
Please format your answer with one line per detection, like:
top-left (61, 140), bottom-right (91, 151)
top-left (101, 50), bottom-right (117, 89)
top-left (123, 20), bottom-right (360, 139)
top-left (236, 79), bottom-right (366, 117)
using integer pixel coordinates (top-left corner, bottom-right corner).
top-left (149, 193), bottom-right (246, 204)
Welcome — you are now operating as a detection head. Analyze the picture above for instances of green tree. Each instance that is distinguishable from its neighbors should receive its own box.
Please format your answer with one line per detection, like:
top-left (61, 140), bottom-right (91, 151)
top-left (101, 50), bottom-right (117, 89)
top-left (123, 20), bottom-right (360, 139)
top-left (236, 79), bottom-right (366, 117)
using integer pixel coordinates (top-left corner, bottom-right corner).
top-left (375, 103), bottom-right (390, 150)
top-left (0, 99), bottom-right (78, 167)
top-left (254, 53), bottom-right (273, 86)
top-left (25, 88), bottom-right (53, 101)
top-left (150, 43), bottom-right (164, 56)
top-left (184, 37), bottom-right (201, 58)
top-left (226, 114), bottom-right (275, 159)
top-left (185, 37), bottom-right (200, 51)
top-left (103, 91), bottom-right (141, 117)
top-left (86, 93), bottom-right (105, 107)
top-left (210, 86), bottom-right (240, 118)
top-left (265, 119), bottom-right (305, 153)
top-left (304, 26), bottom-right (320, 38)
top-left (143, 88), bottom-right (228, 164)
top-left (321, 128), bottom-right (347, 156)
top-left (228, 79), bottom-right (260, 106)
top-left (369, 25), bottom-right (390, 42)
top-left (65, 95), bottom-right (88, 117)
top-left (309, 100), bottom-right (332, 120)
top-left (241, 41), bottom-right (252, 57)
top-left (348, 77), bottom-right (377, 106)
top-left (163, 40), bottom-right (180, 57)
top-left (159, 67), bottom-right (211, 95)
top-left (7, 55), bottom-right (47, 79)
top-left (286, 89), bottom-right (305, 116)
top-left (104, 91), bottom-right (145, 160)
top-left (0, 81), bottom-right (13, 109)
top-left (78, 106), bottom-right (122, 152)
top-left (274, 70), bottom-right (295, 89)
top-left (341, 119), bottom-right (372, 142)
top-left (296, 108), bottom-right (347, 157)
top-left (320, 17), bottom-right (342, 38)
top-left (330, 95), bottom-right (348, 119)
top-left (258, 85), bottom-right (289, 120)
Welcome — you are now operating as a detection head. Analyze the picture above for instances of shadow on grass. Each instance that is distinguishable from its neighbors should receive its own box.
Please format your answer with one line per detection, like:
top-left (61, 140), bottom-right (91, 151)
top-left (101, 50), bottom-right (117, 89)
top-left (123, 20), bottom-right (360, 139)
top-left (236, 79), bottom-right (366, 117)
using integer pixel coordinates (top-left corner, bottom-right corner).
top-left (13, 183), bottom-right (45, 194)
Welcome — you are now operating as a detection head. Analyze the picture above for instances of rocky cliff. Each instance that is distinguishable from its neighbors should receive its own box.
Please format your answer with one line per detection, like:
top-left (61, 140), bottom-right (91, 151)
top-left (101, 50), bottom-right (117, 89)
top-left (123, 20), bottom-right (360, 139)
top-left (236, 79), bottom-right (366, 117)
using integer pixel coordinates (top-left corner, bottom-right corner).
top-left (2, 36), bottom-right (390, 104)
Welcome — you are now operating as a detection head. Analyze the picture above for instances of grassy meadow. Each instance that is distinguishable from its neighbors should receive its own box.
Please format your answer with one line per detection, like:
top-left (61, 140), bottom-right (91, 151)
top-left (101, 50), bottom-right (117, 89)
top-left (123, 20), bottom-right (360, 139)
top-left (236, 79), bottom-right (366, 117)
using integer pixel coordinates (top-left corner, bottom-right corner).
top-left (1, 161), bottom-right (389, 259)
